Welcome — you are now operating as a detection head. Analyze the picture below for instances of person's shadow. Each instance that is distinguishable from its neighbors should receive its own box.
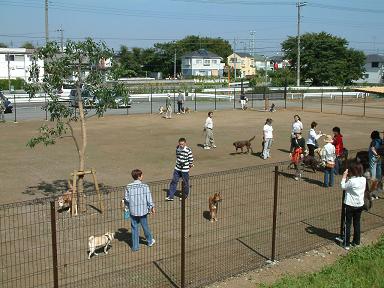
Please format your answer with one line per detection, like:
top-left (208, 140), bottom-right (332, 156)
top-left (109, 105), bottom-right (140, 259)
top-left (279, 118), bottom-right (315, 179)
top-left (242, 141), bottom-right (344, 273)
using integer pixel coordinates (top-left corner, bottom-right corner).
top-left (115, 228), bottom-right (147, 248)
top-left (304, 224), bottom-right (339, 241)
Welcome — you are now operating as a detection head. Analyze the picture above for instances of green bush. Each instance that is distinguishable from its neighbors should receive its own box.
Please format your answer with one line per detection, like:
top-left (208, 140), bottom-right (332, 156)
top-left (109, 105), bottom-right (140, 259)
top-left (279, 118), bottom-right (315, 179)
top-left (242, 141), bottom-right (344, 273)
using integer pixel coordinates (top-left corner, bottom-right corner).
top-left (0, 78), bottom-right (26, 91)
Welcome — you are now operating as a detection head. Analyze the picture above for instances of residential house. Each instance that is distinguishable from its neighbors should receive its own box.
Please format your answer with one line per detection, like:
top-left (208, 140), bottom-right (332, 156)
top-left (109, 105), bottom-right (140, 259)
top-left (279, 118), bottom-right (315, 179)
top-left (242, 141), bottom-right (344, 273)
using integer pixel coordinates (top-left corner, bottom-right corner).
top-left (0, 48), bottom-right (44, 82)
top-left (227, 52), bottom-right (256, 77)
top-left (355, 54), bottom-right (384, 84)
top-left (269, 55), bottom-right (289, 70)
top-left (181, 49), bottom-right (224, 77)
top-left (254, 54), bottom-right (267, 71)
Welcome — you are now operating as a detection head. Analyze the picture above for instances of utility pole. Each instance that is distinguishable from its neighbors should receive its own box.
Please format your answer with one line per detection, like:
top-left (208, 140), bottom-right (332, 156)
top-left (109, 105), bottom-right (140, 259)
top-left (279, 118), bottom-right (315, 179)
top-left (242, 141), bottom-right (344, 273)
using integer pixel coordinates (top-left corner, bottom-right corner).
top-left (45, 0), bottom-right (49, 44)
top-left (264, 56), bottom-right (268, 85)
top-left (250, 30), bottom-right (256, 75)
top-left (233, 38), bottom-right (237, 81)
top-left (57, 26), bottom-right (64, 52)
top-left (173, 50), bottom-right (177, 79)
top-left (7, 53), bottom-right (11, 94)
top-left (296, 1), bottom-right (306, 87)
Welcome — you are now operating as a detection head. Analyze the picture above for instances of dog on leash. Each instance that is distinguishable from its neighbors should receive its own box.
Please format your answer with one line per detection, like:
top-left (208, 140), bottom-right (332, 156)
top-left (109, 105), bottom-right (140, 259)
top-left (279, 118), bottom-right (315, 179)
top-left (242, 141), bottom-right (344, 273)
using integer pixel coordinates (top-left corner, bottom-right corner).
top-left (88, 232), bottom-right (114, 259)
top-left (209, 193), bottom-right (223, 222)
top-left (57, 180), bottom-right (77, 215)
top-left (233, 136), bottom-right (255, 153)
top-left (158, 106), bottom-right (167, 114)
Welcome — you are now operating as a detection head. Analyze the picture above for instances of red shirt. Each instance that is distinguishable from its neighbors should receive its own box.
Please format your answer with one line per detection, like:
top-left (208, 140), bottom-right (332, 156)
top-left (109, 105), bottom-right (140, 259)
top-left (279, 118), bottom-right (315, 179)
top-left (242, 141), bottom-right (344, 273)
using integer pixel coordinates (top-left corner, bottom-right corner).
top-left (333, 134), bottom-right (344, 157)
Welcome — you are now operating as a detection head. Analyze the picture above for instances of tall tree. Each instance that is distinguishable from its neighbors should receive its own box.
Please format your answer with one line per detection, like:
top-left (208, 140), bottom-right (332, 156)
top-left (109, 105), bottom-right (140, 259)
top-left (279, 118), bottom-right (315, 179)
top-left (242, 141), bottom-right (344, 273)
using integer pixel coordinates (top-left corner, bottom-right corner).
top-left (0, 43), bottom-right (8, 48)
top-left (21, 42), bottom-right (35, 49)
top-left (282, 32), bottom-right (365, 86)
top-left (25, 39), bottom-right (127, 210)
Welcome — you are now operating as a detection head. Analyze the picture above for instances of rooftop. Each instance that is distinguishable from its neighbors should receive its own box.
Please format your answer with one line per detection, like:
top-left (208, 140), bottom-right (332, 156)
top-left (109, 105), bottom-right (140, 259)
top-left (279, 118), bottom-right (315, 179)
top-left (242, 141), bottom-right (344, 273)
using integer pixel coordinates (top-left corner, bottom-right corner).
top-left (182, 49), bottom-right (222, 59)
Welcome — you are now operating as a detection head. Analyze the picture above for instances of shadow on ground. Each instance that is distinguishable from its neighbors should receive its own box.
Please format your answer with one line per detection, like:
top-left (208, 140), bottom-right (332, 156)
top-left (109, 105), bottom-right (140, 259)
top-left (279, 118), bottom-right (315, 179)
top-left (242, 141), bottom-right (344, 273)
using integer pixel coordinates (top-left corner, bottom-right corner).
top-left (23, 179), bottom-right (113, 196)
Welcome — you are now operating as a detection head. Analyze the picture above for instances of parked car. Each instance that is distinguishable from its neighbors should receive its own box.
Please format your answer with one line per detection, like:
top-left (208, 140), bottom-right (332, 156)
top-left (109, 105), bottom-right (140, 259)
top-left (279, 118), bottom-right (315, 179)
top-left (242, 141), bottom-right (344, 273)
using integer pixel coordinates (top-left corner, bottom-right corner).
top-left (69, 89), bottom-right (95, 108)
top-left (114, 96), bottom-right (132, 108)
top-left (0, 91), bottom-right (13, 113)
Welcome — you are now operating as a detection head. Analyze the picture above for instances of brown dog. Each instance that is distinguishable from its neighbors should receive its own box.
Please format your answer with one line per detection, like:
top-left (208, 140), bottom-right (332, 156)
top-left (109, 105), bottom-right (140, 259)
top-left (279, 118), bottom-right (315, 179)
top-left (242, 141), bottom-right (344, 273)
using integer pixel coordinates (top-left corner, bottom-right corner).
top-left (209, 193), bottom-right (223, 222)
top-left (233, 136), bottom-right (255, 153)
top-left (57, 180), bottom-right (77, 215)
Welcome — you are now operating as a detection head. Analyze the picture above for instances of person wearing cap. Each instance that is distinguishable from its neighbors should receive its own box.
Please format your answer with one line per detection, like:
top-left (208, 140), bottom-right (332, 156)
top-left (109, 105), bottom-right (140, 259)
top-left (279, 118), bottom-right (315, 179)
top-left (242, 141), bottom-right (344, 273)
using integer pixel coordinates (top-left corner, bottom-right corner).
top-left (322, 135), bottom-right (336, 187)
top-left (289, 128), bottom-right (306, 180)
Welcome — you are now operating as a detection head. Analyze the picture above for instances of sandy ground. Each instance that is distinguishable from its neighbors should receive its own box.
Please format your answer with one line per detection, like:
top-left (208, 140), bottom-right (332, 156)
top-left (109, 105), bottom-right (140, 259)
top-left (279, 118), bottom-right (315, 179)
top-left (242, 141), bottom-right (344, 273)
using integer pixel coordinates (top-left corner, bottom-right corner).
top-left (0, 108), bottom-right (383, 204)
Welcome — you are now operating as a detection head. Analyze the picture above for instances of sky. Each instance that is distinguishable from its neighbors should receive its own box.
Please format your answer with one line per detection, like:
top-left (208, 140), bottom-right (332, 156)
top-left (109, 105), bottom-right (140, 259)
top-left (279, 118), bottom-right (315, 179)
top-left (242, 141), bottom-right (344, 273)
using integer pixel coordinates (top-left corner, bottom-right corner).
top-left (0, 0), bottom-right (383, 56)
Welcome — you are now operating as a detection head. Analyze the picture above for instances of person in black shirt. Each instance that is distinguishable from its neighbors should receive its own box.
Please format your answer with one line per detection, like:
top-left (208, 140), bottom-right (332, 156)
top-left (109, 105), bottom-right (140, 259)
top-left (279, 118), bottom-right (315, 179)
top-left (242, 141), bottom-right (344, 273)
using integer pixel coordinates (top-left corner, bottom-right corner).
top-left (289, 129), bottom-right (306, 180)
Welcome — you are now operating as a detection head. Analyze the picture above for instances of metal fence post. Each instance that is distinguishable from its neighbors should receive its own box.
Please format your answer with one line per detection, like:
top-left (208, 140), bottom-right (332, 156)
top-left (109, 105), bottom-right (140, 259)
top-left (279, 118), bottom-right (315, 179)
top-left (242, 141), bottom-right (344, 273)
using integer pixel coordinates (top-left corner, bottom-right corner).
top-left (13, 93), bottom-right (17, 123)
top-left (284, 83), bottom-right (287, 109)
top-left (173, 88), bottom-right (176, 112)
top-left (214, 88), bottom-right (217, 110)
top-left (251, 88), bottom-right (254, 108)
top-left (50, 201), bottom-right (59, 288)
top-left (363, 93), bottom-right (366, 117)
top-left (194, 90), bottom-right (197, 111)
top-left (150, 85), bottom-right (153, 115)
top-left (321, 88), bottom-right (323, 113)
top-left (301, 91), bottom-right (304, 111)
top-left (181, 184), bottom-right (186, 288)
top-left (233, 87), bottom-right (236, 109)
top-left (127, 89), bottom-right (130, 115)
top-left (271, 165), bottom-right (279, 261)
top-left (341, 87), bottom-right (344, 115)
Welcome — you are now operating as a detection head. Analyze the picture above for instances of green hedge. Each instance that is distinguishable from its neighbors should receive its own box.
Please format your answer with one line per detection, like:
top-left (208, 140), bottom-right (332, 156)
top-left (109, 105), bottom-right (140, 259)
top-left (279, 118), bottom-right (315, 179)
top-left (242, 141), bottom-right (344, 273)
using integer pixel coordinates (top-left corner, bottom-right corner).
top-left (0, 78), bottom-right (26, 91)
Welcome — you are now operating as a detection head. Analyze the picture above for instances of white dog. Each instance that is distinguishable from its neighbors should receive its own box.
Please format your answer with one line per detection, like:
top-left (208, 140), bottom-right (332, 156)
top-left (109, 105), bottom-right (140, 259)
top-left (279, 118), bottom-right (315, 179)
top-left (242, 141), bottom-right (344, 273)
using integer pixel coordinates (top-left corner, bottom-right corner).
top-left (88, 232), bottom-right (114, 259)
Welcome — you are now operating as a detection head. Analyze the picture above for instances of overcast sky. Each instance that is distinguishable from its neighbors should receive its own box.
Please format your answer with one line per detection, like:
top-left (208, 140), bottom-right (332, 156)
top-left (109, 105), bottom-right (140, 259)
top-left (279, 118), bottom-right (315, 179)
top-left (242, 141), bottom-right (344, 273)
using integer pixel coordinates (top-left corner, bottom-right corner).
top-left (1, 0), bottom-right (383, 56)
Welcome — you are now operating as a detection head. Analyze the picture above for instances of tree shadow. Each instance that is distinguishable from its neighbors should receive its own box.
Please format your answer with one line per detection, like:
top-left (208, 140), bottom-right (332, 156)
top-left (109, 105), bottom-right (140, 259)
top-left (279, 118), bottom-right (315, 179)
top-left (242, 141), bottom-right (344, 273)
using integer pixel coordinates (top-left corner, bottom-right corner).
top-left (23, 179), bottom-right (113, 197)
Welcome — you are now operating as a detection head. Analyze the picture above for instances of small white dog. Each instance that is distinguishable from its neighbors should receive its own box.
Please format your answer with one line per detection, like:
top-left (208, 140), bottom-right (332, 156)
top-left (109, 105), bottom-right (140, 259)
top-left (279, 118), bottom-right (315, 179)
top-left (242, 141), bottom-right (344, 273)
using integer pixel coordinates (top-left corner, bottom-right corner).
top-left (88, 232), bottom-right (114, 259)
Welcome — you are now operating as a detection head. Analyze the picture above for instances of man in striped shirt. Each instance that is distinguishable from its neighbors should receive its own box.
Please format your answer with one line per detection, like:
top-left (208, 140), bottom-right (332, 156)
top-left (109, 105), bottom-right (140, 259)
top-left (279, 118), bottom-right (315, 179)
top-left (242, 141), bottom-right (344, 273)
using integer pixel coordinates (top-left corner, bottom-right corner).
top-left (124, 169), bottom-right (156, 251)
top-left (166, 137), bottom-right (194, 201)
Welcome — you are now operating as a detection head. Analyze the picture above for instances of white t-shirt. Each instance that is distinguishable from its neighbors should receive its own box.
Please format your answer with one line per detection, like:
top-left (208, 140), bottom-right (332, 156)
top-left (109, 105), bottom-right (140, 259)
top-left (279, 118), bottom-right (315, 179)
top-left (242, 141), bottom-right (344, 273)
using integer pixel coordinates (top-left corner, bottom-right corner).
top-left (291, 120), bottom-right (303, 136)
top-left (204, 117), bottom-right (213, 129)
top-left (341, 176), bottom-right (366, 207)
top-left (263, 124), bottom-right (273, 139)
top-left (306, 128), bottom-right (322, 145)
top-left (321, 143), bottom-right (336, 162)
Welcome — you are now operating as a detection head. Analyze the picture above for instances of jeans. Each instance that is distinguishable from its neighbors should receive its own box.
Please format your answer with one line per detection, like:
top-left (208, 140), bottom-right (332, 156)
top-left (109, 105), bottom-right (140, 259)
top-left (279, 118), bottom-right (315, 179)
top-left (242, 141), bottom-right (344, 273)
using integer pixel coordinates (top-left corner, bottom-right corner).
top-left (334, 157), bottom-right (342, 175)
top-left (130, 214), bottom-right (153, 251)
top-left (324, 167), bottom-right (334, 187)
top-left (177, 101), bottom-right (183, 113)
top-left (344, 205), bottom-right (363, 246)
top-left (168, 169), bottom-right (190, 199)
top-left (369, 156), bottom-right (382, 180)
top-left (262, 138), bottom-right (273, 159)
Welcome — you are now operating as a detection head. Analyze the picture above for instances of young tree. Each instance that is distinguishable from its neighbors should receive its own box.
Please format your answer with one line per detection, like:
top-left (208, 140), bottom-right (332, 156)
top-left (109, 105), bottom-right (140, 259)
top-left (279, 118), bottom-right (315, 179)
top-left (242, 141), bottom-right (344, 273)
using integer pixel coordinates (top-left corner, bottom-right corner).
top-left (282, 32), bottom-right (365, 86)
top-left (26, 39), bottom-right (128, 208)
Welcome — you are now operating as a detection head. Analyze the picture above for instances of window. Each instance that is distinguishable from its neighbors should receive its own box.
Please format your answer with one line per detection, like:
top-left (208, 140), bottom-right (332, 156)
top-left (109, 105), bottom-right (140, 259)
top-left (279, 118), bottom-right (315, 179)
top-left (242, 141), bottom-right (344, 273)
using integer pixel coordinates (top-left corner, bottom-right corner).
top-left (15, 55), bottom-right (24, 61)
top-left (5, 55), bottom-right (15, 61)
top-left (212, 60), bottom-right (217, 64)
top-left (203, 59), bottom-right (210, 66)
top-left (183, 58), bottom-right (191, 65)
top-left (363, 74), bottom-right (369, 79)
top-left (196, 59), bottom-right (202, 64)
top-left (372, 62), bottom-right (379, 68)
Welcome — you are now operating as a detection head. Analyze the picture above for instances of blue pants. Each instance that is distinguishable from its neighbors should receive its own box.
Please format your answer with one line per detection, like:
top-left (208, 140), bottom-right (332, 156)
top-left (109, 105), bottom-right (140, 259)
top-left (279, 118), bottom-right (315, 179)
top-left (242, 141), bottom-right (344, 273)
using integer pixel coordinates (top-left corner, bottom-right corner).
top-left (168, 169), bottom-right (190, 199)
top-left (369, 157), bottom-right (382, 181)
top-left (324, 167), bottom-right (334, 187)
top-left (130, 214), bottom-right (153, 251)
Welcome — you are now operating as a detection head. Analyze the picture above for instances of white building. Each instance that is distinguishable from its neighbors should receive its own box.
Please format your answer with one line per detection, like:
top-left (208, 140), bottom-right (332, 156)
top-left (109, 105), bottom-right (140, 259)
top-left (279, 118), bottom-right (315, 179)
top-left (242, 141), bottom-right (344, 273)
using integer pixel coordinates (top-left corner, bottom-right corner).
top-left (181, 49), bottom-right (224, 77)
top-left (0, 48), bottom-right (44, 82)
top-left (355, 54), bottom-right (384, 84)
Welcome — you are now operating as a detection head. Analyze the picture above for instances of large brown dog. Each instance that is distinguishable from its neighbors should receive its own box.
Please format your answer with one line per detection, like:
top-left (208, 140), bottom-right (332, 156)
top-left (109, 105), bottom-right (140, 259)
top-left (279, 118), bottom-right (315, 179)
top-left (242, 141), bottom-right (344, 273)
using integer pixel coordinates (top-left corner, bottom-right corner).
top-left (233, 136), bottom-right (255, 153)
top-left (209, 193), bottom-right (223, 222)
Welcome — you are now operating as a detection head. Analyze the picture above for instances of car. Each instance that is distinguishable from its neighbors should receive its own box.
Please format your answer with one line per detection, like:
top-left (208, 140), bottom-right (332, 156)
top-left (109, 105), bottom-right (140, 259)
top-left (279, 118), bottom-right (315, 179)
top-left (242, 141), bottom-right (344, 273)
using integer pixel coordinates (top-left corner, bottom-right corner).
top-left (0, 91), bottom-right (13, 113)
top-left (69, 89), bottom-right (95, 108)
top-left (114, 96), bottom-right (132, 108)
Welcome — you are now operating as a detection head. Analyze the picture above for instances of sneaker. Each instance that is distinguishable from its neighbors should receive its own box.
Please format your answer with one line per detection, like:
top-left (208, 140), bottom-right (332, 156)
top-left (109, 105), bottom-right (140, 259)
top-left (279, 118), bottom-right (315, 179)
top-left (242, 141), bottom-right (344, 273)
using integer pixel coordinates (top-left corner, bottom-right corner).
top-left (165, 197), bottom-right (174, 201)
top-left (204, 146), bottom-right (211, 150)
top-left (211, 145), bottom-right (217, 148)
top-left (148, 239), bottom-right (156, 247)
top-left (335, 236), bottom-right (344, 243)
top-left (351, 242), bottom-right (360, 248)
top-left (344, 246), bottom-right (350, 251)
top-left (294, 177), bottom-right (299, 181)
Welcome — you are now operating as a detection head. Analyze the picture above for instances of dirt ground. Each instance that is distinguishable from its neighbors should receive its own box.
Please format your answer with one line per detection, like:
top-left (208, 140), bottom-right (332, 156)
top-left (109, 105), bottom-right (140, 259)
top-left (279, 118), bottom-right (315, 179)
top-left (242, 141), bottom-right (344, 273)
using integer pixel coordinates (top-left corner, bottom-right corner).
top-left (206, 226), bottom-right (384, 288)
top-left (0, 108), bottom-right (383, 204)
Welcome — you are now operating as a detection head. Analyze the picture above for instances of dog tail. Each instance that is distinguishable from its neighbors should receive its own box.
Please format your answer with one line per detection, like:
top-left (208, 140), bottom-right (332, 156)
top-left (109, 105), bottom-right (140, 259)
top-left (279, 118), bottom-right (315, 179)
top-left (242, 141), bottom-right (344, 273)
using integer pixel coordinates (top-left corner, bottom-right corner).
top-left (249, 136), bottom-right (255, 142)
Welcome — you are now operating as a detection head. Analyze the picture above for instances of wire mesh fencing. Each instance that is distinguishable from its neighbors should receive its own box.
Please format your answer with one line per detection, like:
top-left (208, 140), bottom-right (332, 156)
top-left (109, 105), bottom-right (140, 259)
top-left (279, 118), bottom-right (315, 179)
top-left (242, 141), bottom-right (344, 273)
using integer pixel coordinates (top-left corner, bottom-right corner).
top-left (1, 151), bottom-right (383, 288)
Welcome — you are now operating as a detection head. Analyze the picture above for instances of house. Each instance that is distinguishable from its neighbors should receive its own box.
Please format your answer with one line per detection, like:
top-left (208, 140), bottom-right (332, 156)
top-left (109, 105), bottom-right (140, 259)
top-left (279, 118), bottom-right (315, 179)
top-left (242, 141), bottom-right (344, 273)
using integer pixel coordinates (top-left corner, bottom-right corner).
top-left (227, 52), bottom-right (256, 77)
top-left (0, 48), bottom-right (44, 82)
top-left (355, 54), bottom-right (384, 84)
top-left (254, 54), bottom-right (267, 71)
top-left (269, 55), bottom-right (289, 70)
top-left (181, 49), bottom-right (224, 77)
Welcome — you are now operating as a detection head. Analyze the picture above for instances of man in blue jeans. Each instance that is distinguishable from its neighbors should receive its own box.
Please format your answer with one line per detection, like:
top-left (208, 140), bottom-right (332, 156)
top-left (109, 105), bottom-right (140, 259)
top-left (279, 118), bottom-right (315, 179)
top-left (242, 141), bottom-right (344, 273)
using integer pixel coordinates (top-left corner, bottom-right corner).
top-left (124, 169), bottom-right (156, 251)
top-left (166, 137), bottom-right (194, 201)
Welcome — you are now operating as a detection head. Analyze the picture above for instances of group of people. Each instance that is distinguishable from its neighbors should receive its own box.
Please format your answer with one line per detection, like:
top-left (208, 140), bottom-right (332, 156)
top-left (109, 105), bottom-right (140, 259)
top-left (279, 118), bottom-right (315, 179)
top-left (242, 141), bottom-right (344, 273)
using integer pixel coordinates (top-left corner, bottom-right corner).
top-left (163, 92), bottom-right (187, 119)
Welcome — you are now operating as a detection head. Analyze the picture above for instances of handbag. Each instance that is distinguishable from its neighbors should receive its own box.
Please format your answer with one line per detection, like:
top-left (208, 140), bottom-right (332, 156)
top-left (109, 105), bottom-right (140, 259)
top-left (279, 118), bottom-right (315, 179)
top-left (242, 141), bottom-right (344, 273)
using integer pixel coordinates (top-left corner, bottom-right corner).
top-left (325, 161), bottom-right (335, 168)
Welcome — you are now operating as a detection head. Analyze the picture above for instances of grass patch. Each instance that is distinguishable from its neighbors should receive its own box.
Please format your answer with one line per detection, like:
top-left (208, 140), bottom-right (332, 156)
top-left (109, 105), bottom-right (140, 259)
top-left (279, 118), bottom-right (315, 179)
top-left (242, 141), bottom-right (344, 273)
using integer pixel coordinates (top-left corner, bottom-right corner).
top-left (260, 235), bottom-right (384, 288)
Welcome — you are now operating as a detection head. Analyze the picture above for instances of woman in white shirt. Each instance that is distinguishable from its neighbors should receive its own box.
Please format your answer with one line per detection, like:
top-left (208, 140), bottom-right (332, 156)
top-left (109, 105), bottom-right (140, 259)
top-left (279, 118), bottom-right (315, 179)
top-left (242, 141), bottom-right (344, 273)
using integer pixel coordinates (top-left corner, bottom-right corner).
top-left (306, 121), bottom-right (322, 156)
top-left (322, 135), bottom-right (336, 187)
top-left (262, 118), bottom-right (273, 160)
top-left (339, 160), bottom-right (366, 250)
top-left (291, 115), bottom-right (303, 139)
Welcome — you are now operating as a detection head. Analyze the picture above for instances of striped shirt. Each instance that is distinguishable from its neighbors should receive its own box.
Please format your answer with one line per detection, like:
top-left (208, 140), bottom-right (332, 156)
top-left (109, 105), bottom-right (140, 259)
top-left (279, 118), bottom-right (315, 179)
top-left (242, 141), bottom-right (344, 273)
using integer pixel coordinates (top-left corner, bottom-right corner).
top-left (175, 146), bottom-right (194, 172)
top-left (124, 180), bottom-right (154, 217)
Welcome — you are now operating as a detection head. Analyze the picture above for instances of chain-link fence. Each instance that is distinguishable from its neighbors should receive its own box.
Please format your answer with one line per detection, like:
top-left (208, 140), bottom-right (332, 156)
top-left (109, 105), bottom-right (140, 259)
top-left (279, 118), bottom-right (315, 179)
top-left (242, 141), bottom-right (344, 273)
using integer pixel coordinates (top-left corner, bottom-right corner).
top-left (1, 149), bottom-right (383, 288)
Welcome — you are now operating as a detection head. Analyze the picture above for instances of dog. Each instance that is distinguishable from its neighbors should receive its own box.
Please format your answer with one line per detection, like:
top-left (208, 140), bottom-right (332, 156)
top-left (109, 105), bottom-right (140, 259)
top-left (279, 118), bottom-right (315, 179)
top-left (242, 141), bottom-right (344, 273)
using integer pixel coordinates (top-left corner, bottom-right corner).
top-left (57, 180), bottom-right (77, 215)
top-left (209, 193), bottom-right (223, 222)
top-left (88, 232), bottom-right (114, 259)
top-left (159, 106), bottom-right (167, 114)
top-left (233, 136), bottom-right (255, 153)
top-left (183, 107), bottom-right (190, 114)
top-left (301, 155), bottom-right (320, 172)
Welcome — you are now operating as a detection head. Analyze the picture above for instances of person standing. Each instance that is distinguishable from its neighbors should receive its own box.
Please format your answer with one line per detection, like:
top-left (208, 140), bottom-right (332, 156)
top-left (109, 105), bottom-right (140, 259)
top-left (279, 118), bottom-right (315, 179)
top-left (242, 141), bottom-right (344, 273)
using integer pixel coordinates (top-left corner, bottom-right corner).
top-left (177, 92), bottom-right (184, 114)
top-left (240, 93), bottom-right (247, 110)
top-left (204, 111), bottom-right (216, 150)
top-left (306, 121), bottom-right (322, 156)
top-left (338, 161), bottom-right (366, 250)
top-left (289, 129), bottom-right (306, 180)
top-left (322, 135), bottom-right (336, 188)
top-left (332, 127), bottom-right (344, 174)
top-left (0, 92), bottom-right (5, 122)
top-left (165, 94), bottom-right (172, 119)
top-left (368, 130), bottom-right (382, 182)
top-left (262, 118), bottom-right (273, 159)
top-left (167, 137), bottom-right (194, 201)
top-left (124, 169), bottom-right (156, 252)
top-left (291, 115), bottom-right (303, 139)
